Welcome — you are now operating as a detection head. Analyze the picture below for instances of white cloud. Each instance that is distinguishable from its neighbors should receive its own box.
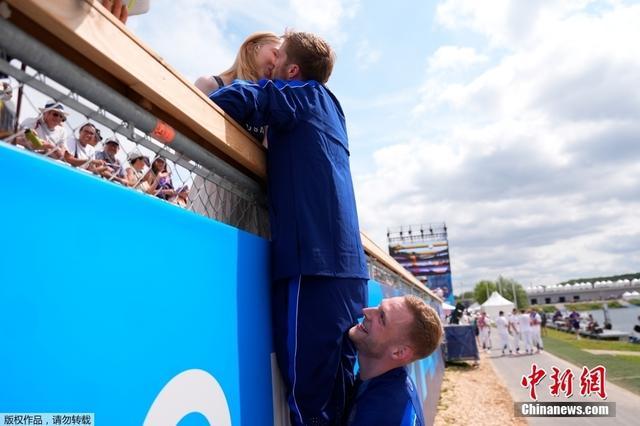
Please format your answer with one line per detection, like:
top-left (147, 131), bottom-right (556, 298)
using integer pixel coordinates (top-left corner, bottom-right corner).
top-left (435, 0), bottom-right (598, 48)
top-left (354, 40), bottom-right (382, 70)
top-left (356, 1), bottom-right (640, 288)
top-left (128, 1), bottom-right (235, 81)
top-left (428, 46), bottom-right (488, 72)
top-left (290, 0), bottom-right (360, 36)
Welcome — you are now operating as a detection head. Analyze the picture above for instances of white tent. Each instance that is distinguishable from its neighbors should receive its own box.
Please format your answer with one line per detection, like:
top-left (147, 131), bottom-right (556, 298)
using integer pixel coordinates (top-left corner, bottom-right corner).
top-left (622, 291), bottom-right (633, 300)
top-left (467, 302), bottom-right (481, 313)
top-left (481, 291), bottom-right (515, 319)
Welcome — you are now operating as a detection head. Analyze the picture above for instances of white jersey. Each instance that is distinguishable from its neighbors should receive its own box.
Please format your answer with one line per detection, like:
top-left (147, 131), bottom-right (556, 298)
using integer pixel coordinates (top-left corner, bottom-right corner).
top-left (496, 316), bottom-right (509, 334)
top-left (518, 313), bottom-right (531, 331)
top-left (508, 313), bottom-right (519, 332)
top-left (531, 313), bottom-right (542, 331)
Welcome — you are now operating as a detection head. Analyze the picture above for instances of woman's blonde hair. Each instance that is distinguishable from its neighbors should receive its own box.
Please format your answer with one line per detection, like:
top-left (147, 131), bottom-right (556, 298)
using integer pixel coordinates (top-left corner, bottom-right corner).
top-left (220, 32), bottom-right (281, 81)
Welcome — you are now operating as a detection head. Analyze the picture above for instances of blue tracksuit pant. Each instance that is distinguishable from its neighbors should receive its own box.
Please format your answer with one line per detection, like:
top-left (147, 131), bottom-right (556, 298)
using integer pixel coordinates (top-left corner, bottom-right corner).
top-left (272, 275), bottom-right (368, 425)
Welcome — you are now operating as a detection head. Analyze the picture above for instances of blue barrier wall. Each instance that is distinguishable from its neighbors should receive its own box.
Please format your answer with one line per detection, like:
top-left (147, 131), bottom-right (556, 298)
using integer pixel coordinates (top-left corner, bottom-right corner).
top-left (0, 145), bottom-right (272, 425)
top-left (0, 144), bottom-right (443, 425)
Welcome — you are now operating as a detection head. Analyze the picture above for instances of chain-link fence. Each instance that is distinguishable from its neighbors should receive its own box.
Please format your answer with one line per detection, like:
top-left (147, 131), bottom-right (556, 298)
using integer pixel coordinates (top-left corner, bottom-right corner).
top-left (0, 52), bottom-right (269, 237)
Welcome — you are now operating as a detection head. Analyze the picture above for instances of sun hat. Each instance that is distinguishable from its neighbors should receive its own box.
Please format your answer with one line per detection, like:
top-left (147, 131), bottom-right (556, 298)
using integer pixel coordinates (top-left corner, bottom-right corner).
top-left (104, 136), bottom-right (120, 146)
top-left (127, 148), bottom-right (150, 166)
top-left (38, 100), bottom-right (70, 117)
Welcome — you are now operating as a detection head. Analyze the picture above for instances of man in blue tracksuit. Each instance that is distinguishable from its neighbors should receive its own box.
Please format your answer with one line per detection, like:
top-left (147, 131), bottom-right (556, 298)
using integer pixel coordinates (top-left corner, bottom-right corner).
top-left (210, 31), bottom-right (368, 425)
top-left (346, 295), bottom-right (443, 425)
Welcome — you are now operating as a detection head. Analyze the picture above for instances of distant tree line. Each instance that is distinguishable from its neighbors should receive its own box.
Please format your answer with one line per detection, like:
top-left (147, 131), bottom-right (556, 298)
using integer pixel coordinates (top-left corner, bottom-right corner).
top-left (455, 276), bottom-right (528, 308)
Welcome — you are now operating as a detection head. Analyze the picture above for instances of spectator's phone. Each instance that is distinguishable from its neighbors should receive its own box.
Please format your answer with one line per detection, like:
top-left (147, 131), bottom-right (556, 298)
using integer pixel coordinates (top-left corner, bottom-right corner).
top-left (127, 0), bottom-right (150, 16)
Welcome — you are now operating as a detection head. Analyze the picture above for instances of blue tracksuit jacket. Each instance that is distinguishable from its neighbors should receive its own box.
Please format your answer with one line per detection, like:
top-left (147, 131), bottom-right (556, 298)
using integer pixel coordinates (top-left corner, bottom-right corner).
top-left (348, 367), bottom-right (425, 426)
top-left (210, 79), bottom-right (369, 281)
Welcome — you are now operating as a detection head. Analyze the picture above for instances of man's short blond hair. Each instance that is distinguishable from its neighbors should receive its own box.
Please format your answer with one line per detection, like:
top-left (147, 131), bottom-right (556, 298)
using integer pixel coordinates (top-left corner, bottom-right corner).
top-left (404, 295), bottom-right (443, 360)
top-left (282, 31), bottom-right (335, 83)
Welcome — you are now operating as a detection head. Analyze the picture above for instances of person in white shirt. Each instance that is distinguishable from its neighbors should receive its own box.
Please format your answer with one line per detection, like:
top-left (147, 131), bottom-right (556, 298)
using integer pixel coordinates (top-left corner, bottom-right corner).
top-left (460, 311), bottom-right (471, 325)
top-left (517, 309), bottom-right (533, 354)
top-left (508, 308), bottom-right (520, 353)
top-left (64, 122), bottom-right (108, 174)
top-left (477, 311), bottom-right (491, 352)
top-left (17, 100), bottom-right (69, 159)
top-left (496, 311), bottom-right (512, 356)
top-left (530, 309), bottom-right (543, 353)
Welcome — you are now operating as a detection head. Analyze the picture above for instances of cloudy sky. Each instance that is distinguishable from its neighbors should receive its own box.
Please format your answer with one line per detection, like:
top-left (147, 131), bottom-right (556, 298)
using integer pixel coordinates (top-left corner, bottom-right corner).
top-left (129, 0), bottom-right (640, 292)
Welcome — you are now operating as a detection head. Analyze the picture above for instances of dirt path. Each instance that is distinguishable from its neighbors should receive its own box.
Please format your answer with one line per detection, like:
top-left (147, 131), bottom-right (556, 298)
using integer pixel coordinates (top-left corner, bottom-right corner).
top-left (434, 353), bottom-right (527, 426)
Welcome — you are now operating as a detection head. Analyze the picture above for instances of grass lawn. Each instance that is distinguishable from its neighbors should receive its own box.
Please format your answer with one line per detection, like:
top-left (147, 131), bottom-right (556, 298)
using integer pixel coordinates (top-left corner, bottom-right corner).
top-left (544, 328), bottom-right (640, 352)
top-left (543, 328), bottom-right (640, 395)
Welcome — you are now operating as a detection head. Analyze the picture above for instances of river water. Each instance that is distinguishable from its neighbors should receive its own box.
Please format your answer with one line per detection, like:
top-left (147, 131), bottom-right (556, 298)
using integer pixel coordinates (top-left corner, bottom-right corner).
top-left (582, 305), bottom-right (640, 333)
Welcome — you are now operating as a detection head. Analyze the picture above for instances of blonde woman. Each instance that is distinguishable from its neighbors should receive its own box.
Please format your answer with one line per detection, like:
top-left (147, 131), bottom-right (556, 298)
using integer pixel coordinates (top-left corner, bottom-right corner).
top-left (195, 32), bottom-right (281, 97)
top-left (191, 33), bottom-right (279, 233)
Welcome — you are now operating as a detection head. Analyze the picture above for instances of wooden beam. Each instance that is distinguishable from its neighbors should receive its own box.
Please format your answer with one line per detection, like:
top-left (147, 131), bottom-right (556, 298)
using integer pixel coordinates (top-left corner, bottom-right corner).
top-left (6, 0), bottom-right (266, 180)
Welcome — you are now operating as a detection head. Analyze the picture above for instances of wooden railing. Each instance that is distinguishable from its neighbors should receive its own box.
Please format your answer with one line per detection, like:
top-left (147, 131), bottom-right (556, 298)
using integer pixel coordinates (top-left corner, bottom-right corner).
top-left (4, 0), bottom-right (440, 301)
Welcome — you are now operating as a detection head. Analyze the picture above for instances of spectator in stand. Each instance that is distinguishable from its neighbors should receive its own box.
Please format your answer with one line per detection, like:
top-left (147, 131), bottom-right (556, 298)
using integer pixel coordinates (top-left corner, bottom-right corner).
top-left (172, 185), bottom-right (190, 208)
top-left (346, 295), bottom-right (442, 426)
top-left (17, 100), bottom-right (69, 159)
top-left (194, 31), bottom-right (281, 99)
top-left (195, 32), bottom-right (280, 144)
top-left (125, 148), bottom-right (150, 188)
top-left (0, 81), bottom-right (15, 140)
top-left (64, 122), bottom-right (108, 174)
top-left (146, 156), bottom-right (176, 200)
top-left (96, 136), bottom-right (127, 185)
top-left (191, 32), bottom-right (281, 227)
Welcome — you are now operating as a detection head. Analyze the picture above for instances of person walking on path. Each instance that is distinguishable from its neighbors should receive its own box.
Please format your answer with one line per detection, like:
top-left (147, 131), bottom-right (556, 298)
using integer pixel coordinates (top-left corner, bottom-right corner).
top-left (508, 308), bottom-right (521, 353)
top-left (478, 311), bottom-right (491, 352)
top-left (530, 309), bottom-right (543, 353)
top-left (496, 311), bottom-right (513, 356)
top-left (517, 309), bottom-right (533, 354)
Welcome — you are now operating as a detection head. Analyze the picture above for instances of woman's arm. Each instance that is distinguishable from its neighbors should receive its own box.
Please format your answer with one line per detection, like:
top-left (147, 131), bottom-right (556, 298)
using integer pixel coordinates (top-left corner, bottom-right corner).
top-left (194, 76), bottom-right (220, 96)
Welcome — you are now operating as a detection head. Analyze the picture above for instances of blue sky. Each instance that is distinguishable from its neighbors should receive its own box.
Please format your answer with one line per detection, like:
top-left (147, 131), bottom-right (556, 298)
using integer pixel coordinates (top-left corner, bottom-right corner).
top-left (128, 0), bottom-right (640, 292)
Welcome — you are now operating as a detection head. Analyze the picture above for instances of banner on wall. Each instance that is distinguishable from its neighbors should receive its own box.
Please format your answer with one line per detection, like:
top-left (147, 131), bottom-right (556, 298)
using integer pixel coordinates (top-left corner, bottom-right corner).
top-left (388, 224), bottom-right (454, 303)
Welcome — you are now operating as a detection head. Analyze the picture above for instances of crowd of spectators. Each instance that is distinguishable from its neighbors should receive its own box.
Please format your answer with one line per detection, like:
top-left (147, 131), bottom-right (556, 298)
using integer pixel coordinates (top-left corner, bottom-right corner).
top-left (4, 98), bottom-right (190, 207)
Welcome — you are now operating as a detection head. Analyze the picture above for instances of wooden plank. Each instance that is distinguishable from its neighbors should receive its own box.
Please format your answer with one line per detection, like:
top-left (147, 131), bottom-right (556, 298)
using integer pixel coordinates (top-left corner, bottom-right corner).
top-left (6, 0), bottom-right (266, 179)
top-left (361, 231), bottom-right (442, 301)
